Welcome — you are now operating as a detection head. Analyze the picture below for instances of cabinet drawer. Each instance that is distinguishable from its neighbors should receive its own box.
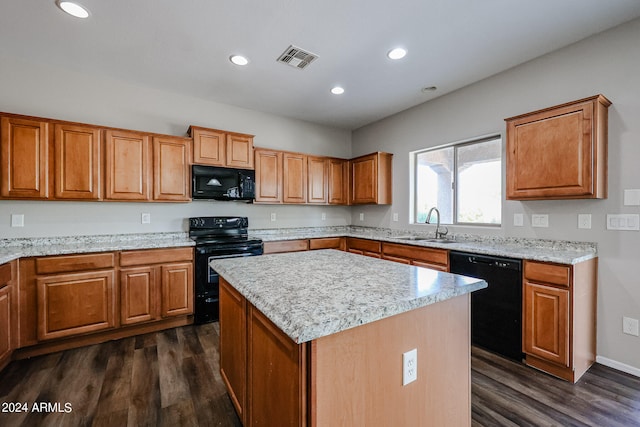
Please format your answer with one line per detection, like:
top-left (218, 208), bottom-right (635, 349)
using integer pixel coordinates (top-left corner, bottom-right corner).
top-left (382, 243), bottom-right (448, 267)
top-left (0, 263), bottom-right (11, 288)
top-left (309, 237), bottom-right (344, 250)
top-left (120, 247), bottom-right (194, 267)
top-left (36, 253), bottom-right (115, 274)
top-left (263, 240), bottom-right (309, 254)
top-left (346, 238), bottom-right (381, 254)
top-left (524, 261), bottom-right (571, 287)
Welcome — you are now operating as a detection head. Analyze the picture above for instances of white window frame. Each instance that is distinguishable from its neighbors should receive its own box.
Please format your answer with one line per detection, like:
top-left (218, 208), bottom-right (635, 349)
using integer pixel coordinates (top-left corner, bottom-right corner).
top-left (410, 134), bottom-right (502, 227)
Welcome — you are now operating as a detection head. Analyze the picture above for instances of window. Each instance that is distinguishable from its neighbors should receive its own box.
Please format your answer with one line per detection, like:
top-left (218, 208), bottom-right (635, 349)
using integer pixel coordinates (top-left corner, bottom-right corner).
top-left (412, 136), bottom-right (502, 226)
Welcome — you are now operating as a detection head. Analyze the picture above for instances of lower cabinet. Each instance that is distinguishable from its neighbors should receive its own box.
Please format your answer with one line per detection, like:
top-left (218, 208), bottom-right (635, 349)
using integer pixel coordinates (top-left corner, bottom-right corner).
top-left (381, 242), bottom-right (449, 271)
top-left (346, 237), bottom-right (381, 258)
top-left (16, 247), bottom-right (194, 358)
top-left (0, 261), bottom-right (15, 370)
top-left (523, 259), bottom-right (597, 383)
top-left (220, 278), bottom-right (306, 426)
top-left (120, 248), bottom-right (194, 324)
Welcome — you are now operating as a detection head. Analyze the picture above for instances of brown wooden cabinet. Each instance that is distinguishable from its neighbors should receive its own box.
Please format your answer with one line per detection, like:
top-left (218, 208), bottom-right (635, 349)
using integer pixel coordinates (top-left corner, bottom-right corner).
top-left (0, 116), bottom-right (49, 199)
top-left (382, 242), bottom-right (449, 271)
top-left (283, 152), bottom-right (307, 204)
top-left (104, 129), bottom-right (151, 201)
top-left (328, 158), bottom-right (349, 205)
top-left (263, 239), bottom-right (309, 254)
top-left (54, 123), bottom-right (101, 200)
top-left (190, 126), bottom-right (254, 169)
top-left (219, 278), bottom-right (247, 422)
top-left (307, 156), bottom-right (328, 204)
top-left (37, 269), bottom-right (116, 341)
top-left (219, 278), bottom-right (307, 426)
top-left (506, 95), bottom-right (611, 200)
top-left (152, 135), bottom-right (191, 201)
top-left (350, 152), bottom-right (393, 205)
top-left (346, 237), bottom-right (381, 258)
top-left (523, 259), bottom-right (597, 382)
top-left (254, 148), bottom-right (283, 203)
top-left (0, 261), bottom-right (16, 371)
top-left (309, 237), bottom-right (345, 251)
top-left (120, 247), bottom-right (194, 323)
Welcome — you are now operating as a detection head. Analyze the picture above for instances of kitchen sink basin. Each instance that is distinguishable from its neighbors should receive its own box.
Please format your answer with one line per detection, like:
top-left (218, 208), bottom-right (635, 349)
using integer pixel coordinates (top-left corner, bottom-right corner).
top-left (394, 236), bottom-right (455, 244)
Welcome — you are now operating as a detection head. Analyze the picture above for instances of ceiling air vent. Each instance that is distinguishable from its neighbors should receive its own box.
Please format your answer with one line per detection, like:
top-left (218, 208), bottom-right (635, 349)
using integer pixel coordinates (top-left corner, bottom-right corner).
top-left (276, 45), bottom-right (318, 70)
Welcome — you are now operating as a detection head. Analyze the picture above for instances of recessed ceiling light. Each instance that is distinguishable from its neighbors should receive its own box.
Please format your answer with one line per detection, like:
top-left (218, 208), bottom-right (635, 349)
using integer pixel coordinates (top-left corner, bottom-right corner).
top-left (421, 86), bottom-right (437, 93)
top-left (387, 48), bottom-right (407, 60)
top-left (229, 55), bottom-right (249, 66)
top-left (331, 86), bottom-right (345, 95)
top-left (56, 1), bottom-right (90, 18)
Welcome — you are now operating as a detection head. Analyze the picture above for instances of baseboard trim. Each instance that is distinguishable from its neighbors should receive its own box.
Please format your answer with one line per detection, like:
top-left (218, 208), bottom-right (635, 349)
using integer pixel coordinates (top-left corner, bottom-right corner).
top-left (596, 355), bottom-right (640, 378)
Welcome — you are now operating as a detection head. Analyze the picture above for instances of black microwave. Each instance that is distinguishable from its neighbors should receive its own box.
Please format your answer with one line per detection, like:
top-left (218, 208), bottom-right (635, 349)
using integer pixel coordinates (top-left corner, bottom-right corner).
top-left (192, 165), bottom-right (255, 201)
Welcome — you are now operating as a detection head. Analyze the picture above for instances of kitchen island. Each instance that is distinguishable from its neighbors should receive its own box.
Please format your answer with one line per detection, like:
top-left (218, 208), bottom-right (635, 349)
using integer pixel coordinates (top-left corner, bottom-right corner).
top-left (211, 249), bottom-right (487, 426)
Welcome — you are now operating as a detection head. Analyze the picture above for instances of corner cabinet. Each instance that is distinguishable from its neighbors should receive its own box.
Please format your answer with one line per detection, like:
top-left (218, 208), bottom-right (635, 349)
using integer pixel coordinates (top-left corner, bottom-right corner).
top-left (350, 152), bottom-right (393, 205)
top-left (523, 259), bottom-right (597, 383)
top-left (505, 95), bottom-right (611, 200)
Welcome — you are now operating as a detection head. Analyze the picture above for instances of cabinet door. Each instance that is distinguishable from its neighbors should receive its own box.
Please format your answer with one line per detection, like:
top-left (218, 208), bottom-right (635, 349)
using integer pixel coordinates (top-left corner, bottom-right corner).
top-left (283, 152), bottom-right (307, 203)
top-left (192, 127), bottom-right (225, 166)
top-left (104, 130), bottom-right (150, 200)
top-left (328, 158), bottom-right (348, 205)
top-left (254, 149), bottom-right (282, 203)
top-left (0, 116), bottom-right (49, 199)
top-left (247, 305), bottom-right (306, 426)
top-left (54, 124), bottom-right (101, 200)
top-left (153, 136), bottom-right (191, 201)
top-left (506, 95), bottom-right (610, 200)
top-left (524, 282), bottom-right (570, 367)
top-left (37, 270), bottom-right (116, 341)
top-left (226, 134), bottom-right (254, 169)
top-left (219, 279), bottom-right (247, 422)
top-left (0, 286), bottom-right (11, 366)
top-left (121, 266), bottom-right (158, 325)
top-left (307, 156), bottom-right (328, 204)
top-left (161, 262), bottom-right (193, 317)
top-left (351, 153), bottom-right (377, 204)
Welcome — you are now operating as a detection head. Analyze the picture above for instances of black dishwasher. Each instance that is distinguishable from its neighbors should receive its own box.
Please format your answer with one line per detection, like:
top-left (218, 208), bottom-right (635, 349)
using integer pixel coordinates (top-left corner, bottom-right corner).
top-left (449, 251), bottom-right (523, 361)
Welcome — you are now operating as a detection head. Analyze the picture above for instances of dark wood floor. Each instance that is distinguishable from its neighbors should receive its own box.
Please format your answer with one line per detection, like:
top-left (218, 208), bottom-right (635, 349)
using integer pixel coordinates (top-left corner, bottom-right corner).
top-left (1, 324), bottom-right (638, 427)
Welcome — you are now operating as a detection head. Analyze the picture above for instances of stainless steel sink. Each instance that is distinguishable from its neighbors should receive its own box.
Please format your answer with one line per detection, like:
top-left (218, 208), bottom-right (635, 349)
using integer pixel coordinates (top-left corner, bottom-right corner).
top-left (422, 238), bottom-right (455, 244)
top-left (394, 236), bottom-right (430, 241)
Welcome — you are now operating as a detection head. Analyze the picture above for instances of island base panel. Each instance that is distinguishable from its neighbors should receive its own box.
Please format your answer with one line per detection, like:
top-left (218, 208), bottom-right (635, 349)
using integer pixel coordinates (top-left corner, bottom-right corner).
top-left (310, 294), bottom-right (471, 427)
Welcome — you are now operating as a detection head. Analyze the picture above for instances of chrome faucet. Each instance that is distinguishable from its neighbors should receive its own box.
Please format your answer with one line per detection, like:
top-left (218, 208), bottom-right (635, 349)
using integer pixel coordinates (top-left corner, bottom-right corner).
top-left (425, 207), bottom-right (449, 240)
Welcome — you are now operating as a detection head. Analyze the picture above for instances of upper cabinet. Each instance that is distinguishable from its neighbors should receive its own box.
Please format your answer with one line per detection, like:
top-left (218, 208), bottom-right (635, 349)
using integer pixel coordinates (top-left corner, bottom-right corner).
top-left (308, 156), bottom-right (329, 204)
top-left (254, 148), bottom-right (283, 203)
top-left (104, 130), bottom-right (151, 201)
top-left (153, 136), bottom-right (191, 201)
top-left (505, 95), bottom-right (611, 200)
top-left (189, 126), bottom-right (254, 169)
top-left (350, 152), bottom-right (393, 205)
top-left (0, 116), bottom-right (49, 199)
top-left (328, 158), bottom-right (349, 205)
top-left (283, 152), bottom-right (307, 204)
top-left (54, 124), bottom-right (101, 200)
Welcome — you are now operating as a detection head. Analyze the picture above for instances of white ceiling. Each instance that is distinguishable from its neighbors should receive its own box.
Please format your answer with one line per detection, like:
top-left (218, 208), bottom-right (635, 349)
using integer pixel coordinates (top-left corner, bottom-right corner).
top-left (2, 1), bottom-right (640, 130)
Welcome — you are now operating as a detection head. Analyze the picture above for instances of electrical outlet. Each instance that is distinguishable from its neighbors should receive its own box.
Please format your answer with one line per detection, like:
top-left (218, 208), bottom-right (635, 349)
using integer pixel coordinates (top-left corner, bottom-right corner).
top-left (578, 214), bottom-right (592, 229)
top-left (11, 214), bottom-right (24, 227)
top-left (403, 348), bottom-right (417, 386)
top-left (623, 317), bottom-right (640, 337)
top-left (359, 213), bottom-right (364, 221)
top-left (393, 213), bottom-right (399, 222)
top-left (513, 213), bottom-right (524, 227)
top-left (141, 213), bottom-right (151, 224)
top-left (321, 212), bottom-right (326, 221)
top-left (270, 212), bottom-right (277, 222)
top-left (532, 214), bottom-right (549, 228)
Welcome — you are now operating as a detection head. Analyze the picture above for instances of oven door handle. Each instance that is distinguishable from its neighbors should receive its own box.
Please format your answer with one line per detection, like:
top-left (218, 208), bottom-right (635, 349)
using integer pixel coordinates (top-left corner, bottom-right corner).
top-left (207, 253), bottom-right (256, 260)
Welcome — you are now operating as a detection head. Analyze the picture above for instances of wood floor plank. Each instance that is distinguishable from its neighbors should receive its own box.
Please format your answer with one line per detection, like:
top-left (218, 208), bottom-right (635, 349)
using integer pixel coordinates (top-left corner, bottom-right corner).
top-left (1, 325), bottom-right (639, 427)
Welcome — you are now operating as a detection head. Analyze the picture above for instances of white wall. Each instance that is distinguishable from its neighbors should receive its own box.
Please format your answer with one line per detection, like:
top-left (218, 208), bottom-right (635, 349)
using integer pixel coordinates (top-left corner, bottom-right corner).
top-left (352, 18), bottom-right (640, 371)
top-left (0, 56), bottom-right (352, 237)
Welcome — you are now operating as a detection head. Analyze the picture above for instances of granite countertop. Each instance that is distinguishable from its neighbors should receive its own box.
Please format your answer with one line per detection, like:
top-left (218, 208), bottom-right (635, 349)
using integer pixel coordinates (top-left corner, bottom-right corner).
top-left (0, 232), bottom-right (195, 264)
top-left (211, 249), bottom-right (487, 344)
top-left (250, 226), bottom-right (597, 265)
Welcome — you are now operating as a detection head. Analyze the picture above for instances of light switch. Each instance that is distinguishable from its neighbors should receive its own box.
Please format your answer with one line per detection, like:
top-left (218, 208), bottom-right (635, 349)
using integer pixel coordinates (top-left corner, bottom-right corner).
top-left (532, 214), bottom-right (549, 228)
top-left (607, 214), bottom-right (640, 231)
